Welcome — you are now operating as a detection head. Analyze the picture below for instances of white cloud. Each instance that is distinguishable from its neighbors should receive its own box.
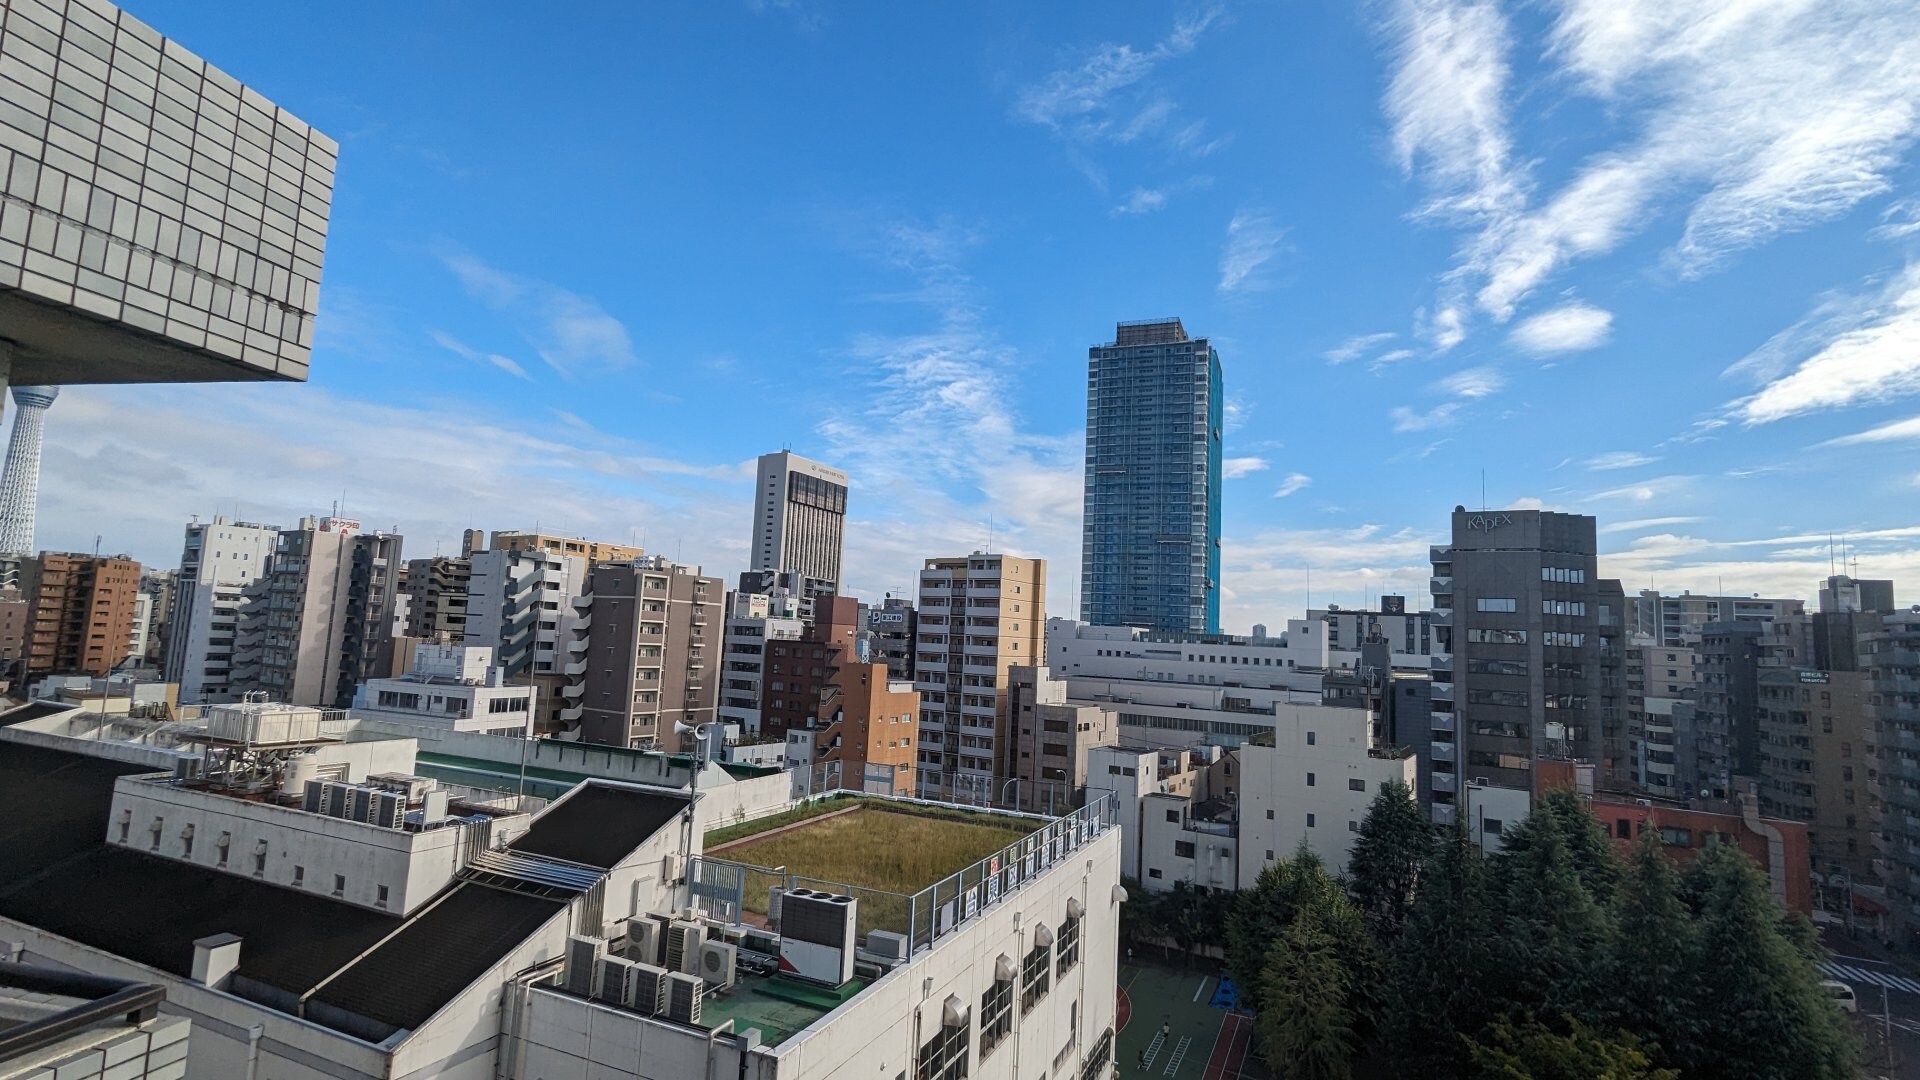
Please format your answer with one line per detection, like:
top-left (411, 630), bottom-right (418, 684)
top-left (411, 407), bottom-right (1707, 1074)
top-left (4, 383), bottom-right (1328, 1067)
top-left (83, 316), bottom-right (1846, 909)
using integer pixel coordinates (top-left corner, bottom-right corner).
top-left (1591, 474), bottom-right (1695, 503)
top-left (1218, 210), bottom-right (1285, 293)
top-left (1874, 199), bottom-right (1920, 242)
top-left (439, 248), bottom-right (637, 376)
top-left (1819, 415), bottom-right (1920, 447)
top-left (1382, 0), bottom-right (1920, 336)
top-left (1371, 348), bottom-right (1418, 369)
top-left (1434, 365), bottom-right (1504, 398)
top-left (1599, 524), bottom-right (1920, 607)
top-left (1390, 402), bottom-right (1460, 432)
top-left (430, 330), bottom-right (531, 380)
top-left (1223, 457), bottom-right (1269, 479)
top-left (1598, 515), bottom-right (1704, 534)
top-left (1508, 302), bottom-right (1613, 354)
top-left (1324, 332), bottom-right (1396, 364)
top-left (1111, 188), bottom-right (1168, 216)
top-left (1220, 523), bottom-right (1441, 631)
top-left (1272, 473), bottom-right (1312, 498)
top-left (1584, 450), bottom-right (1659, 471)
top-left (1014, 8), bottom-right (1222, 147)
top-left (1734, 266), bottom-right (1920, 424)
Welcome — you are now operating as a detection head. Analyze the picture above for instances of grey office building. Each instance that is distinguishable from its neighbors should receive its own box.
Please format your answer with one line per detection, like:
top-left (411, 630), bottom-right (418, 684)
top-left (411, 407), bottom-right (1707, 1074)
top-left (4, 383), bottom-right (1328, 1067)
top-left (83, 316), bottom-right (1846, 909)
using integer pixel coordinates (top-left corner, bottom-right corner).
top-left (1428, 508), bottom-right (1621, 822)
top-left (1081, 318), bottom-right (1222, 634)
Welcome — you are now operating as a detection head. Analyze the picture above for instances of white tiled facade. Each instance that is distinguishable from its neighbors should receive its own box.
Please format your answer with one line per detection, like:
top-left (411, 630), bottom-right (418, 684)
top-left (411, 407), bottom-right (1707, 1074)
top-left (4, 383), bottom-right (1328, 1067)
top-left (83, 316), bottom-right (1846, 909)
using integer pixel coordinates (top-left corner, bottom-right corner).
top-left (0, 0), bottom-right (332, 383)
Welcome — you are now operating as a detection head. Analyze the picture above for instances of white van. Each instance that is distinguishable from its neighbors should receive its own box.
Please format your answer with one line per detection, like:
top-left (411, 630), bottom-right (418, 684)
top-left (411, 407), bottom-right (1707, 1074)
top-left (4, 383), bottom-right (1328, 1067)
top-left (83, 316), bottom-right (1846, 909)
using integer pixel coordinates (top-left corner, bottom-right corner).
top-left (1820, 980), bottom-right (1858, 1013)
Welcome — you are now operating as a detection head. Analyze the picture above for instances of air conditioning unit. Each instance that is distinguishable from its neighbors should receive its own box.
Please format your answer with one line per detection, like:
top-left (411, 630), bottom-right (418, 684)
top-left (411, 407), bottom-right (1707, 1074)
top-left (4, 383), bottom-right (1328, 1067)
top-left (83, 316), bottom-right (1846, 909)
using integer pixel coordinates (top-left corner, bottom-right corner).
top-left (324, 781), bottom-right (354, 818)
top-left (777, 890), bottom-right (858, 987)
top-left (172, 757), bottom-right (202, 782)
top-left (373, 791), bottom-right (405, 829)
top-left (664, 973), bottom-right (703, 1025)
top-left (303, 779), bottom-right (326, 814)
top-left (626, 962), bottom-right (671, 1016)
top-left (595, 956), bottom-right (636, 1005)
top-left (564, 936), bottom-right (606, 997)
top-left (699, 941), bottom-right (738, 990)
top-left (623, 917), bottom-right (661, 966)
top-left (666, 920), bottom-right (706, 974)
top-left (349, 785), bottom-right (375, 823)
top-left (864, 929), bottom-right (909, 964)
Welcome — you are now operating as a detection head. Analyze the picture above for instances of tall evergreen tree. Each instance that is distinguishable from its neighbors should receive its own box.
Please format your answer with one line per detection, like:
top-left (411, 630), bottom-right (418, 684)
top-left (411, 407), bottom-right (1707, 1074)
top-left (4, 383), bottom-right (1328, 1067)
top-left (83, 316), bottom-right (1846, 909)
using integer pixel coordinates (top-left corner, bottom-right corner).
top-left (1226, 846), bottom-right (1343, 1010)
top-left (1466, 1017), bottom-right (1679, 1080)
top-left (1383, 822), bottom-right (1496, 1078)
top-left (1679, 842), bottom-right (1858, 1080)
top-left (1492, 793), bottom-right (1617, 1027)
top-left (1258, 904), bottom-right (1358, 1080)
top-left (1346, 779), bottom-right (1431, 941)
top-left (1500, 788), bottom-right (1621, 903)
top-left (1610, 833), bottom-right (1700, 1069)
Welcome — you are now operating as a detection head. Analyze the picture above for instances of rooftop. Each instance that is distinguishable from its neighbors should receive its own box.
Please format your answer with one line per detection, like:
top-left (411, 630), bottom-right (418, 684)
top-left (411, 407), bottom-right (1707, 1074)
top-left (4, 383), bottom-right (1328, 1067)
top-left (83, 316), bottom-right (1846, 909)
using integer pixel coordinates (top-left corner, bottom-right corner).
top-left (703, 797), bottom-right (1039, 897)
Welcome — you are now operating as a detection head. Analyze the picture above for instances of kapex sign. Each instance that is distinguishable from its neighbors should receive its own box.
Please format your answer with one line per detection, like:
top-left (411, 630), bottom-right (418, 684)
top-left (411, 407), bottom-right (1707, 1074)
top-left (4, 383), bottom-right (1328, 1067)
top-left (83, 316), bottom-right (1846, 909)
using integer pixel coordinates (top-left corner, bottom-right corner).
top-left (1462, 512), bottom-right (1515, 532)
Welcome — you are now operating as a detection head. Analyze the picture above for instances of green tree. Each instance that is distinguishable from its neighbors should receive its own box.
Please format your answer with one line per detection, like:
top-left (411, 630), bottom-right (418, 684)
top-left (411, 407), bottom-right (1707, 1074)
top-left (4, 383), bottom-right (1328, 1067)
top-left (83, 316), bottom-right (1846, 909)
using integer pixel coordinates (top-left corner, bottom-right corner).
top-left (1679, 842), bottom-right (1858, 1080)
top-left (1501, 788), bottom-right (1621, 903)
top-left (1492, 793), bottom-right (1617, 1027)
top-left (1226, 846), bottom-right (1345, 1010)
top-left (1346, 779), bottom-right (1431, 941)
top-left (1161, 880), bottom-right (1208, 964)
top-left (1611, 833), bottom-right (1700, 1069)
top-left (1466, 1017), bottom-right (1679, 1080)
top-left (1258, 904), bottom-right (1358, 1080)
top-left (1383, 822), bottom-right (1496, 1078)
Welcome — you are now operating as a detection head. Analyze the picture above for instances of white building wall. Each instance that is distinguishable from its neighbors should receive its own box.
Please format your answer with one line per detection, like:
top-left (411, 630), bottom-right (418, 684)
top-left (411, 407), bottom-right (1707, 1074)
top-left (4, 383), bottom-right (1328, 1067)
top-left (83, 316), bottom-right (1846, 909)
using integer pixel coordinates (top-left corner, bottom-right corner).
top-left (166, 518), bottom-right (278, 703)
top-left (1138, 793), bottom-right (1237, 890)
top-left (1236, 706), bottom-right (1417, 886)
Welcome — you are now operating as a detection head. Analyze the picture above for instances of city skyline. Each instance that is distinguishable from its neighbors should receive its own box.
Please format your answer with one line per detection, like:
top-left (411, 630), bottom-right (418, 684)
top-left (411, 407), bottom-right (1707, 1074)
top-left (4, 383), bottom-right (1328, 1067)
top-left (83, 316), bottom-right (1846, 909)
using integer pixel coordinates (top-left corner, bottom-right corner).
top-left (22, 1), bottom-right (1920, 631)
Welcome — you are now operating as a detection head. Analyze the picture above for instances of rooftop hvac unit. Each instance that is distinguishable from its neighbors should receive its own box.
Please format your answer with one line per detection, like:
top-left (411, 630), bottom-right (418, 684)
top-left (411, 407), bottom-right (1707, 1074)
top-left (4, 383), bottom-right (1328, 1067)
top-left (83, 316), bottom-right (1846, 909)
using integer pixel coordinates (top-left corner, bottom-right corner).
top-left (323, 781), bottom-right (354, 819)
top-left (664, 973), bottom-right (703, 1025)
top-left (373, 791), bottom-right (405, 829)
top-left (864, 929), bottom-right (909, 964)
top-left (349, 786), bottom-right (375, 824)
top-left (625, 962), bottom-right (671, 1016)
top-left (623, 917), bottom-right (662, 966)
top-left (595, 956), bottom-right (636, 1005)
top-left (564, 936), bottom-right (606, 998)
top-left (366, 772), bottom-right (435, 800)
top-left (699, 941), bottom-right (738, 991)
top-left (777, 890), bottom-right (858, 987)
top-left (666, 920), bottom-right (706, 975)
top-left (172, 757), bottom-right (202, 782)
top-left (303, 779), bottom-right (326, 814)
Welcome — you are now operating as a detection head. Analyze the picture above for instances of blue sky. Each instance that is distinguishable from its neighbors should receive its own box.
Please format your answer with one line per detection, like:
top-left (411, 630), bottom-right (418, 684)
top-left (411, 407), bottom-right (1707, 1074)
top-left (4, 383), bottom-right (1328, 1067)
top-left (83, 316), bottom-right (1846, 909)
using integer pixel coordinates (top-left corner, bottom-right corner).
top-left (37, 0), bottom-right (1920, 631)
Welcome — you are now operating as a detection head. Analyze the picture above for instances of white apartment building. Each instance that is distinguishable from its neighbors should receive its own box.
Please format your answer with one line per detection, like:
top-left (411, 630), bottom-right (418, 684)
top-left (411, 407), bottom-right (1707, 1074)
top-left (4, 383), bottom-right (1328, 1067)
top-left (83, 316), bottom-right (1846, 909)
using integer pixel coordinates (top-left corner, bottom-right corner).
top-left (1631, 590), bottom-right (1806, 648)
top-left (467, 547), bottom-right (587, 731)
top-left (1307, 599), bottom-right (1442, 671)
top-left (351, 644), bottom-right (537, 737)
top-left (914, 554), bottom-right (1045, 802)
top-left (718, 589), bottom-right (806, 737)
top-left (162, 516), bottom-right (279, 703)
top-left (1090, 695), bottom-right (1416, 892)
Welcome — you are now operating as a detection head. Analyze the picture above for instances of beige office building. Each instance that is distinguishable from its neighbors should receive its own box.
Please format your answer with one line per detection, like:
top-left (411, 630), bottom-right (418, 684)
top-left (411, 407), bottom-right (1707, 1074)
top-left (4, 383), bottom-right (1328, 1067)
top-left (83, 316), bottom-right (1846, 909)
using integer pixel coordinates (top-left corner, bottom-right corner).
top-left (914, 553), bottom-right (1045, 803)
top-left (489, 531), bottom-right (646, 565)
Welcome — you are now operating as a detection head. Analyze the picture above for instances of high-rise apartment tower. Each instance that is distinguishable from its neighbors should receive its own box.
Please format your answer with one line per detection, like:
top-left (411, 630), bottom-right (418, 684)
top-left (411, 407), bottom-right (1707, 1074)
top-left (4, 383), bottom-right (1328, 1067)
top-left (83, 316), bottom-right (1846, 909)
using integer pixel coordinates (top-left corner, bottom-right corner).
top-left (1082, 318), bottom-right (1222, 634)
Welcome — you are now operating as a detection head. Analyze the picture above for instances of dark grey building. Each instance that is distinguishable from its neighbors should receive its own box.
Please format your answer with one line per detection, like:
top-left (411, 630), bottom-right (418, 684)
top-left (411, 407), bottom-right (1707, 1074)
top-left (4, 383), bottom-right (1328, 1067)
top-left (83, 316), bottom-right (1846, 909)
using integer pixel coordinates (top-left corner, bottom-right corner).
top-left (1428, 508), bottom-right (1618, 823)
top-left (1697, 621), bottom-right (1764, 799)
top-left (859, 595), bottom-right (917, 683)
top-left (401, 555), bottom-right (470, 642)
top-left (1865, 611), bottom-right (1920, 942)
top-left (565, 557), bottom-right (721, 750)
top-left (1081, 318), bottom-right (1223, 634)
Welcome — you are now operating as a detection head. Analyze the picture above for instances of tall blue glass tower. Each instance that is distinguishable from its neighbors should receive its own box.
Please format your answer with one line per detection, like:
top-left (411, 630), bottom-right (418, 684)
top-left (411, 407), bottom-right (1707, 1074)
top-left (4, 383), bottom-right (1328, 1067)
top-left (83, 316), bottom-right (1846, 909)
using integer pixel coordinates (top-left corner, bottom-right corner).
top-left (1081, 318), bottom-right (1223, 634)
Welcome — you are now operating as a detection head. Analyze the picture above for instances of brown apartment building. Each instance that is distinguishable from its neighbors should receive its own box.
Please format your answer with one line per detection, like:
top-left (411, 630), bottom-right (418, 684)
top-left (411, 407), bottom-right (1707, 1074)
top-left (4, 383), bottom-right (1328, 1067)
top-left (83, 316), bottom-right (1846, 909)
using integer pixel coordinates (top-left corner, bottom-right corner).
top-left (1757, 667), bottom-right (1878, 885)
top-left (20, 553), bottom-right (143, 678)
top-left (490, 531), bottom-right (646, 565)
top-left (763, 595), bottom-right (920, 794)
top-left (564, 556), bottom-right (722, 751)
top-left (913, 553), bottom-right (1046, 803)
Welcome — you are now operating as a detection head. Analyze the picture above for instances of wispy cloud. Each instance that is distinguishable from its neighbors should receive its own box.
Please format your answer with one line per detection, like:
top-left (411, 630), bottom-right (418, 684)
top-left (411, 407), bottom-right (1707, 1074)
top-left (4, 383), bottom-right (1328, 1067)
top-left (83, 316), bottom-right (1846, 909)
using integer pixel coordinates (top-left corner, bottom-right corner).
top-left (1111, 187), bottom-right (1168, 216)
top-left (1591, 474), bottom-right (1695, 503)
top-left (1584, 450), bottom-right (1659, 471)
top-left (1818, 415), bottom-right (1920, 447)
top-left (1508, 302), bottom-right (1612, 355)
top-left (1272, 472), bottom-right (1313, 498)
top-left (1381, 0), bottom-right (1920, 340)
top-left (1434, 365), bottom-right (1504, 398)
top-left (1223, 456), bottom-right (1270, 479)
top-left (1324, 332), bottom-right (1397, 364)
top-left (1732, 265), bottom-right (1920, 424)
top-left (1598, 515), bottom-right (1704, 534)
top-left (1371, 348), bottom-right (1418, 370)
top-left (430, 330), bottom-right (531, 381)
top-left (1014, 7), bottom-right (1223, 149)
top-left (1390, 402), bottom-right (1460, 432)
top-left (439, 248), bottom-right (637, 376)
top-left (1218, 210), bottom-right (1286, 294)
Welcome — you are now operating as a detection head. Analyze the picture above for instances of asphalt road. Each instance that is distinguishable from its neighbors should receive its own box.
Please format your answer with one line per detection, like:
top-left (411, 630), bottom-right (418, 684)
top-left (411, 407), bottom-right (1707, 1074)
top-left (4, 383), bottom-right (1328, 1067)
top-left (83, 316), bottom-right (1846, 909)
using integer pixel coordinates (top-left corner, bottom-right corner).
top-left (1819, 927), bottom-right (1920, 1078)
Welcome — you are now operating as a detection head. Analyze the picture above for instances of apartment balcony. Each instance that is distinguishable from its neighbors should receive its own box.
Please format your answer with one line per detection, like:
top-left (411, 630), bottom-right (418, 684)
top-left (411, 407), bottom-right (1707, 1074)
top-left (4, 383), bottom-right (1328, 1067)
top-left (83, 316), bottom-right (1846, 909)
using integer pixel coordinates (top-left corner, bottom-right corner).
top-left (1431, 803), bottom-right (1457, 826)
top-left (1430, 742), bottom-right (1456, 763)
top-left (567, 637), bottom-right (589, 654)
top-left (963, 642), bottom-right (998, 658)
top-left (1430, 546), bottom-right (1452, 563)
top-left (1431, 608), bottom-right (1453, 627)
top-left (1431, 772), bottom-right (1458, 793)
top-left (1431, 576), bottom-right (1452, 596)
top-left (564, 658), bottom-right (589, 677)
top-left (560, 682), bottom-right (585, 700)
top-left (1430, 709), bottom-right (1455, 731)
top-left (560, 703), bottom-right (584, 723)
top-left (1430, 654), bottom-right (1453, 674)
top-left (1431, 681), bottom-right (1454, 702)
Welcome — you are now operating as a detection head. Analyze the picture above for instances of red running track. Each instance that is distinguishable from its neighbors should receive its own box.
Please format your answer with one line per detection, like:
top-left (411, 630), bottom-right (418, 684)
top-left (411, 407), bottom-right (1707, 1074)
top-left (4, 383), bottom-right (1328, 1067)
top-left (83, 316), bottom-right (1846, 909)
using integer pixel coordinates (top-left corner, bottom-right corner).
top-left (1200, 1012), bottom-right (1251, 1080)
top-left (1116, 986), bottom-right (1133, 1033)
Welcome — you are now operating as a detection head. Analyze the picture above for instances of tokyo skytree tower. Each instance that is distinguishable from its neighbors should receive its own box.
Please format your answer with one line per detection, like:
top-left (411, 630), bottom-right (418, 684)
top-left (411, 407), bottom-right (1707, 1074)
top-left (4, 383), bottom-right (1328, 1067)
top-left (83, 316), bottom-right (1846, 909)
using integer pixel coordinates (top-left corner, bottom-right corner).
top-left (0, 386), bottom-right (59, 554)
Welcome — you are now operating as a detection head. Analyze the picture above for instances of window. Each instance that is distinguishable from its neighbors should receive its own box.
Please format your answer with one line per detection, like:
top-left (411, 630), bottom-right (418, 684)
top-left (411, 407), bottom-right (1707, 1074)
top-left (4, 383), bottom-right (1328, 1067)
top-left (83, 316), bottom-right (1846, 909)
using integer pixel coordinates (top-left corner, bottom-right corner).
top-left (1307, 731), bottom-right (1316, 745)
top-left (1021, 936), bottom-right (1052, 1013)
top-left (1659, 827), bottom-right (1693, 846)
top-left (1349, 778), bottom-right (1366, 791)
top-left (1306, 814), bottom-right (1317, 827)
top-left (332, 874), bottom-right (346, 897)
top-left (1476, 598), bottom-right (1517, 613)
top-left (293, 865), bottom-right (306, 887)
top-left (216, 831), bottom-right (230, 868)
top-left (1468, 688), bottom-right (1531, 707)
top-left (1467, 628), bottom-right (1527, 645)
top-left (1174, 840), bottom-right (1196, 859)
top-left (1616, 818), bottom-right (1632, 839)
top-left (1148, 868), bottom-right (1163, 879)
top-left (981, 974), bottom-right (1013, 1058)
top-left (1057, 912), bottom-right (1082, 977)
top-left (1484, 818), bottom-right (1505, 835)
top-left (1468, 658), bottom-right (1530, 677)
top-left (1348, 820), bottom-right (1359, 832)
top-left (1540, 599), bottom-right (1587, 616)
top-left (1165, 809), bottom-right (1179, 823)
top-left (1306, 772), bottom-right (1316, 787)
top-left (918, 1004), bottom-right (970, 1080)
top-left (179, 825), bottom-right (194, 858)
top-left (376, 884), bottom-right (390, 909)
